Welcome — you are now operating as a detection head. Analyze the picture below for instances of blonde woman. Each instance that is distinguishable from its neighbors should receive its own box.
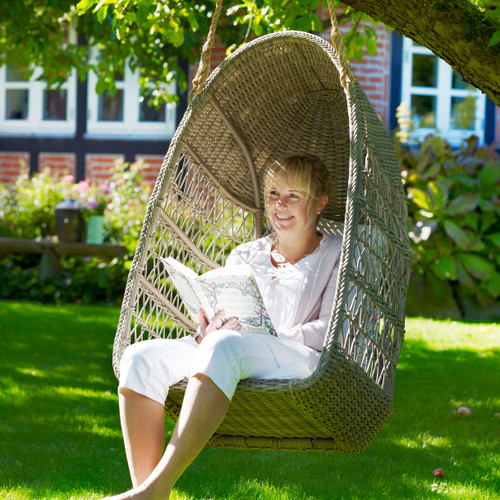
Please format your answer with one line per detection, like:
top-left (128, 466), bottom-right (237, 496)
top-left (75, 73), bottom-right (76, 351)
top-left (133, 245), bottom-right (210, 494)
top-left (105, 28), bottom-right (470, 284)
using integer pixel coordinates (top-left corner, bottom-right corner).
top-left (105, 155), bottom-right (342, 500)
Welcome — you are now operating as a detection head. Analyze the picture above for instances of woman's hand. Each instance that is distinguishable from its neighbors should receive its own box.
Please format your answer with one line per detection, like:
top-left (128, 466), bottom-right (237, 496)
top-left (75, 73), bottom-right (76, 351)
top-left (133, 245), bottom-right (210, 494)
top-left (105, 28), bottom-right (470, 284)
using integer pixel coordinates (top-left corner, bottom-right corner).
top-left (194, 309), bottom-right (241, 344)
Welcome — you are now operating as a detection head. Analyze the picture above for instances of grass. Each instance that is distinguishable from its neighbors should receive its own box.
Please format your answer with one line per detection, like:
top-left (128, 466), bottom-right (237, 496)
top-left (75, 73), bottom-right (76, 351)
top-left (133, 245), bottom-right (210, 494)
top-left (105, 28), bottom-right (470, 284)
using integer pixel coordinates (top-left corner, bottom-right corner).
top-left (0, 301), bottom-right (499, 499)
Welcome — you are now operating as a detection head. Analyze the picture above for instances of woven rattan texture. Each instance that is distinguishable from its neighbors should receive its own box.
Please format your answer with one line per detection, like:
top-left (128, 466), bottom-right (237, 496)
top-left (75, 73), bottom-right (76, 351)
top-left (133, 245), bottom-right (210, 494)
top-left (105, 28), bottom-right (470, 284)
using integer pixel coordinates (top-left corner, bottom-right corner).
top-left (112, 31), bottom-right (411, 452)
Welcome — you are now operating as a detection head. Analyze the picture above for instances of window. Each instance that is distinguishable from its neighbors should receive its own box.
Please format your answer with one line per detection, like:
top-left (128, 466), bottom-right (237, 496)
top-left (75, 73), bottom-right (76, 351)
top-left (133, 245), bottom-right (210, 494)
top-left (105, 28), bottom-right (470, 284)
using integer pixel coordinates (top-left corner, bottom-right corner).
top-left (0, 65), bottom-right (76, 137)
top-left (86, 66), bottom-right (177, 139)
top-left (401, 38), bottom-right (486, 145)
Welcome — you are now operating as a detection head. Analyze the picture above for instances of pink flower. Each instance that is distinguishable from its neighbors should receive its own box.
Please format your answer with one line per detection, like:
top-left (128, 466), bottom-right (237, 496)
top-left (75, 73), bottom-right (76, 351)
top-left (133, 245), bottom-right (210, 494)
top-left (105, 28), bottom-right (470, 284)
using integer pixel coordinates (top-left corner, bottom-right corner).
top-left (78, 180), bottom-right (89, 194)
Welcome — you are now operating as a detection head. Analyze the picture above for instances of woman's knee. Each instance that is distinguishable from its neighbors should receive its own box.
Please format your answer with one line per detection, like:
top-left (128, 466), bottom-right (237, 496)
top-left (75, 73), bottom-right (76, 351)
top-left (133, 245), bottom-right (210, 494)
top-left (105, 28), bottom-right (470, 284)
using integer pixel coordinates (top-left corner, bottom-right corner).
top-left (120, 341), bottom-right (156, 373)
top-left (198, 330), bottom-right (247, 358)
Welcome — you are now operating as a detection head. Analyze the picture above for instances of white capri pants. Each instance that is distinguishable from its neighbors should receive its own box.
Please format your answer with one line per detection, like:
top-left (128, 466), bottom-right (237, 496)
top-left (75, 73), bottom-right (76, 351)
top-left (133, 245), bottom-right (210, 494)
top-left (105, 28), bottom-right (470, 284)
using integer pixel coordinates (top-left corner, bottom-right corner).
top-left (119, 330), bottom-right (321, 402)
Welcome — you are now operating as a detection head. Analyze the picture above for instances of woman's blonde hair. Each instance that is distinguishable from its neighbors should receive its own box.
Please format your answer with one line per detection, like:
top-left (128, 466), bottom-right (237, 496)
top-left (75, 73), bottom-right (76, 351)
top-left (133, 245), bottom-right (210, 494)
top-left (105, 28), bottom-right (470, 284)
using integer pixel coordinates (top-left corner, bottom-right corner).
top-left (263, 154), bottom-right (333, 218)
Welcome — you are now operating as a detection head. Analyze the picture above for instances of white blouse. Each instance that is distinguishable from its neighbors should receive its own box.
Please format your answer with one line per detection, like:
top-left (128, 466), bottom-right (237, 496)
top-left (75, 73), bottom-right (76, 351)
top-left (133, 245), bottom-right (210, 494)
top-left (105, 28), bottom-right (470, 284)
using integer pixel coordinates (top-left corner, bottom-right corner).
top-left (226, 233), bottom-right (342, 351)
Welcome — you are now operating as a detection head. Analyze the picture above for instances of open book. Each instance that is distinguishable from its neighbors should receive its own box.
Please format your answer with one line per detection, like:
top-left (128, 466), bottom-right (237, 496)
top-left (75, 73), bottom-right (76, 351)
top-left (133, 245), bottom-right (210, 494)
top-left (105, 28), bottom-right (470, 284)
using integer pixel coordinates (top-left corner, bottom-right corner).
top-left (162, 257), bottom-right (276, 335)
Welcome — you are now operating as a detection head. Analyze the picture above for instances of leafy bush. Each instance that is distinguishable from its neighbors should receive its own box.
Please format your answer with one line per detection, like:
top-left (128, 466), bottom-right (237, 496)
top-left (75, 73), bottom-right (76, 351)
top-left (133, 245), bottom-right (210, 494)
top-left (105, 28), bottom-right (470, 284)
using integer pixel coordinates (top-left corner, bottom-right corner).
top-left (0, 167), bottom-right (74, 238)
top-left (0, 162), bottom-right (151, 305)
top-left (397, 135), bottom-right (500, 320)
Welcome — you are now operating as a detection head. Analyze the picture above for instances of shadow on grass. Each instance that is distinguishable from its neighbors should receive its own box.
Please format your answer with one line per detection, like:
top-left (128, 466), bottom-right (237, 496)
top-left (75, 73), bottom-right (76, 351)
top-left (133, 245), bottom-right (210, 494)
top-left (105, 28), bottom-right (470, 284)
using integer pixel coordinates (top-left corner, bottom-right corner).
top-left (173, 338), bottom-right (500, 499)
top-left (0, 302), bottom-right (129, 497)
top-left (1, 303), bottom-right (499, 499)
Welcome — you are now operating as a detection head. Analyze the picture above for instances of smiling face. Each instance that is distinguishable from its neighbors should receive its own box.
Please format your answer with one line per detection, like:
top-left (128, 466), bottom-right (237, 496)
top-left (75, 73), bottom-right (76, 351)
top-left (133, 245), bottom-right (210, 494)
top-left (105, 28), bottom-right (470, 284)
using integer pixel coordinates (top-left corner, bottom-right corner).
top-left (263, 155), bottom-right (332, 244)
top-left (266, 172), bottom-right (328, 242)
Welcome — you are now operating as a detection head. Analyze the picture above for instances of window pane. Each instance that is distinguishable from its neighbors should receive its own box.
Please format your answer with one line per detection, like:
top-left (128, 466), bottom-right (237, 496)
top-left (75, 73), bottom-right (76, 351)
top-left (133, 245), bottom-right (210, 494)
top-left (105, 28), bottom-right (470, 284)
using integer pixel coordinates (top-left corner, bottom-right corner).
top-left (412, 54), bottom-right (437, 87)
top-left (139, 92), bottom-right (165, 122)
top-left (451, 96), bottom-right (476, 130)
top-left (43, 89), bottom-right (67, 120)
top-left (98, 90), bottom-right (124, 121)
top-left (452, 71), bottom-right (468, 90)
top-left (6, 65), bottom-right (29, 82)
top-left (411, 95), bottom-right (436, 128)
top-left (5, 89), bottom-right (29, 119)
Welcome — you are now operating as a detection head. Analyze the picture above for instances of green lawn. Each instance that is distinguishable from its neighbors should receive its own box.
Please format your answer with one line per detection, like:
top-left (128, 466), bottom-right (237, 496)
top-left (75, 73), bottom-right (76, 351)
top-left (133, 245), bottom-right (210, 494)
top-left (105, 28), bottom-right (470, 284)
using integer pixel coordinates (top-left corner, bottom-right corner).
top-left (0, 301), bottom-right (499, 499)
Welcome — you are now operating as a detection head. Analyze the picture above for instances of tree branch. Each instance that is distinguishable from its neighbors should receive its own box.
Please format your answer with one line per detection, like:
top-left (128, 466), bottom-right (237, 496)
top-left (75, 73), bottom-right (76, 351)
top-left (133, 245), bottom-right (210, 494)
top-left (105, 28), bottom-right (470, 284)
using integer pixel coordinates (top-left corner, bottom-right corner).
top-left (343, 0), bottom-right (500, 106)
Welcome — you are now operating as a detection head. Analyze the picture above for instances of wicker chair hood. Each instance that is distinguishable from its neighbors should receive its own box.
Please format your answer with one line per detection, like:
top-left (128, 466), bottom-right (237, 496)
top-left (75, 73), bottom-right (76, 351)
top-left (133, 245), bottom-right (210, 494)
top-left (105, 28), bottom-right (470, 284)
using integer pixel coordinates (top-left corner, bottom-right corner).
top-left (183, 31), bottom-right (350, 223)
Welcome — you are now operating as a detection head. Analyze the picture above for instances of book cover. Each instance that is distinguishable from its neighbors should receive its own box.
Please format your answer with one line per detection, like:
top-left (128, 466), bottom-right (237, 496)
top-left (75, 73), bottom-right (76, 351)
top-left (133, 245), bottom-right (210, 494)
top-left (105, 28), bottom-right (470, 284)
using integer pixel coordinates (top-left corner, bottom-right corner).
top-left (162, 257), bottom-right (276, 335)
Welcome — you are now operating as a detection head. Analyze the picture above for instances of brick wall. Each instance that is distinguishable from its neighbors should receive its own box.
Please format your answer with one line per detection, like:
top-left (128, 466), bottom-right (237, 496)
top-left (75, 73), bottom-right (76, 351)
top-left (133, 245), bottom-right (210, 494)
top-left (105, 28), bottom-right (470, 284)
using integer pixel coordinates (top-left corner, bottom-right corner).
top-left (83, 154), bottom-right (164, 185)
top-left (0, 152), bottom-right (29, 183)
top-left (135, 155), bottom-right (164, 185)
top-left (85, 154), bottom-right (125, 183)
top-left (349, 25), bottom-right (392, 126)
top-left (317, 6), bottom-right (392, 126)
top-left (39, 153), bottom-right (76, 179)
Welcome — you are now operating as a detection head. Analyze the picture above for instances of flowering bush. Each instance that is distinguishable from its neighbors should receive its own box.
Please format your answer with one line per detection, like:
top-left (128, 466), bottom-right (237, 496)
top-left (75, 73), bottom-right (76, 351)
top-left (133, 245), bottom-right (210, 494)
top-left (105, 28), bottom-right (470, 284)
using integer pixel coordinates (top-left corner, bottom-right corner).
top-left (77, 180), bottom-right (110, 216)
top-left (103, 161), bottom-right (152, 253)
top-left (0, 161), bottom-right (152, 304)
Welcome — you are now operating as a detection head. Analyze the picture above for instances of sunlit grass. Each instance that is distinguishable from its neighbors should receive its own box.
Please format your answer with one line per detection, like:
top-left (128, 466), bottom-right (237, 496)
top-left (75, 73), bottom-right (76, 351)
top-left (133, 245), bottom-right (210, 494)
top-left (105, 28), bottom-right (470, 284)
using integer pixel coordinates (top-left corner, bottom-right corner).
top-left (0, 302), bottom-right (499, 499)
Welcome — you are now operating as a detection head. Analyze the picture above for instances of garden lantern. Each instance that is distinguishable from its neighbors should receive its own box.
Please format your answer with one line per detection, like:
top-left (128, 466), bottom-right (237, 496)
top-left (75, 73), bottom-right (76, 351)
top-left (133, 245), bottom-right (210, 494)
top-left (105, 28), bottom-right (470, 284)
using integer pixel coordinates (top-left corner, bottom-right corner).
top-left (55, 199), bottom-right (85, 242)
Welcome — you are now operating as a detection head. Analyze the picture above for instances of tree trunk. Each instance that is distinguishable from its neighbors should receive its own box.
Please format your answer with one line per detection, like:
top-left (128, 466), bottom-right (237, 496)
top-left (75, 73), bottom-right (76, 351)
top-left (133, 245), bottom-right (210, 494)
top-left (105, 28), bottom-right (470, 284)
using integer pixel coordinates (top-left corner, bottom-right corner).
top-left (343, 0), bottom-right (500, 107)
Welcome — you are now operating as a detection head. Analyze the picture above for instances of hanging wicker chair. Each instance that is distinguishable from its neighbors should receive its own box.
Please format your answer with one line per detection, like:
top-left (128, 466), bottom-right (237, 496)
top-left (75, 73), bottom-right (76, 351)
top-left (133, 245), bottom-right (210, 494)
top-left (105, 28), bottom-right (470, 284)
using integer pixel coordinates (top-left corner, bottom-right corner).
top-left (112, 4), bottom-right (411, 453)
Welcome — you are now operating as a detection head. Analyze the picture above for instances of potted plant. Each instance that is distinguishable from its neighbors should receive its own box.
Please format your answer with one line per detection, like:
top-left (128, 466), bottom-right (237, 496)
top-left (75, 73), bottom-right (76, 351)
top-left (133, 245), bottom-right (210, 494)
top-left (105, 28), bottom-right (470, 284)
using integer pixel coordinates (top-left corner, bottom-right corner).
top-left (78, 181), bottom-right (110, 244)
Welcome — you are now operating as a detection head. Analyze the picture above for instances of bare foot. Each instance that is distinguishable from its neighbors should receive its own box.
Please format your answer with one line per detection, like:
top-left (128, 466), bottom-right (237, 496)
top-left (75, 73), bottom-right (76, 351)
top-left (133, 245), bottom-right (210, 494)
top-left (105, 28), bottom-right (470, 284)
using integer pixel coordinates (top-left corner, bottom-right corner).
top-left (100, 483), bottom-right (170, 500)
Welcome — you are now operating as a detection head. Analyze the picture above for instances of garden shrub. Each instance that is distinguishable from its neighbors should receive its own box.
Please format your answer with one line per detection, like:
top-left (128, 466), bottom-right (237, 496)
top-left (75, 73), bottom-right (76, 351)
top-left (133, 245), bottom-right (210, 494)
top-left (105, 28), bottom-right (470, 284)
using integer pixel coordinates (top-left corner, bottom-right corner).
top-left (0, 162), bottom-right (151, 305)
top-left (397, 135), bottom-right (500, 320)
top-left (0, 167), bottom-right (74, 238)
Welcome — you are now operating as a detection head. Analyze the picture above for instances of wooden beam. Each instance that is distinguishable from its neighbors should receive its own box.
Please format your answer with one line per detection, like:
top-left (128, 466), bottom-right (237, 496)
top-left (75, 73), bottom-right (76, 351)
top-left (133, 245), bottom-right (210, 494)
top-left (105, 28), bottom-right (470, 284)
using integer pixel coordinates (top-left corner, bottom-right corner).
top-left (0, 237), bottom-right (126, 258)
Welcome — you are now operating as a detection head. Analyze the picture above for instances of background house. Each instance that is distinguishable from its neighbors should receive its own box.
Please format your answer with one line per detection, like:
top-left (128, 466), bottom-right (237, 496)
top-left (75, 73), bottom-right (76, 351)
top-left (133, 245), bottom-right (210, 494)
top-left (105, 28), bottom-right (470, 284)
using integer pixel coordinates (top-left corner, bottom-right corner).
top-left (0, 20), bottom-right (498, 186)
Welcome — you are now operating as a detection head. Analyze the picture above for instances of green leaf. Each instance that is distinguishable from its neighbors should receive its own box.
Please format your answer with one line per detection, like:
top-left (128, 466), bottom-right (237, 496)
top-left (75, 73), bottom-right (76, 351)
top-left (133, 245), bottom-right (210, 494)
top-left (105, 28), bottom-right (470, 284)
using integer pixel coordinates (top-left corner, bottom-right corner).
top-left (365, 38), bottom-right (377, 55)
top-left (447, 193), bottom-right (480, 215)
top-left (488, 30), bottom-right (500, 46)
top-left (458, 253), bottom-right (494, 280)
top-left (296, 14), bottom-right (313, 32)
top-left (186, 12), bottom-right (200, 31)
top-left (466, 234), bottom-right (486, 252)
top-left (484, 7), bottom-right (500, 20)
top-left (408, 187), bottom-right (433, 212)
top-left (429, 255), bottom-right (457, 280)
top-left (443, 220), bottom-right (470, 249)
top-left (479, 199), bottom-right (498, 212)
top-left (76, 0), bottom-right (96, 14)
top-left (481, 270), bottom-right (500, 298)
top-left (95, 78), bottom-right (108, 95)
top-left (96, 4), bottom-right (108, 23)
top-left (478, 162), bottom-right (500, 188)
top-left (309, 12), bottom-right (323, 32)
top-left (455, 259), bottom-right (475, 287)
top-left (485, 232), bottom-right (500, 247)
top-left (428, 180), bottom-right (449, 210)
top-left (353, 48), bottom-right (364, 61)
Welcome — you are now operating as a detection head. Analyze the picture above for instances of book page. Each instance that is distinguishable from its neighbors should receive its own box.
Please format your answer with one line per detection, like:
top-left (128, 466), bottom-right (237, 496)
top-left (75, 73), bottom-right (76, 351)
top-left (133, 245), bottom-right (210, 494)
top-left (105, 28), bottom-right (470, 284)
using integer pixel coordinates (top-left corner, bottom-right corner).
top-left (194, 265), bottom-right (276, 335)
top-left (162, 257), bottom-right (202, 322)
